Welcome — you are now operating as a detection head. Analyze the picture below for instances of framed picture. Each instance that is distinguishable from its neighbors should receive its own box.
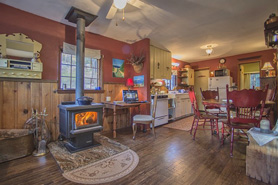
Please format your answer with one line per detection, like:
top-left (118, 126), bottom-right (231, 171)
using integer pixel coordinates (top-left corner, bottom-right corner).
top-left (133, 75), bottom-right (144, 87)
top-left (112, 58), bottom-right (124, 78)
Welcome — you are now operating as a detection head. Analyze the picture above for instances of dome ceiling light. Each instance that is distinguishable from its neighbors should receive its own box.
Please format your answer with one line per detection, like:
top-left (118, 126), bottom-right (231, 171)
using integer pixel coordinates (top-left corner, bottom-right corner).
top-left (200, 44), bottom-right (218, 56)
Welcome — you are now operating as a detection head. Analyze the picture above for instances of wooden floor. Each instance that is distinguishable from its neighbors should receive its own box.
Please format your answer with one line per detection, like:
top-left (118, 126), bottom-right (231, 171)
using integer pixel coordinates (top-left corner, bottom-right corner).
top-left (0, 121), bottom-right (266, 185)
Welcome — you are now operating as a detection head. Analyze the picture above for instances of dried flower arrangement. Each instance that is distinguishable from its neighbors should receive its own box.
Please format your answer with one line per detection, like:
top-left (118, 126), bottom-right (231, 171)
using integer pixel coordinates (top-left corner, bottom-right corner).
top-left (127, 50), bottom-right (145, 65)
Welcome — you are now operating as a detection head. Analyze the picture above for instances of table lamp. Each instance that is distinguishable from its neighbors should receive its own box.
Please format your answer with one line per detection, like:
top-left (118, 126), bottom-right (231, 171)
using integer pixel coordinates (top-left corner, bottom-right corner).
top-left (126, 78), bottom-right (134, 91)
top-left (261, 62), bottom-right (274, 77)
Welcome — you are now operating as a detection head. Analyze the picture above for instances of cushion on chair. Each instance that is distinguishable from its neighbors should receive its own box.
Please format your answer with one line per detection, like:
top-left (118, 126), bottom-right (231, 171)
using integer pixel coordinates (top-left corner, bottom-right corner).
top-left (200, 113), bottom-right (218, 119)
top-left (133, 115), bottom-right (153, 122)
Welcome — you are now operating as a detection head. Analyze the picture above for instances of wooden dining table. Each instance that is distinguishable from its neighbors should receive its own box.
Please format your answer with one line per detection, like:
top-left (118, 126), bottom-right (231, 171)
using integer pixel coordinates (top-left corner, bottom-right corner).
top-left (202, 99), bottom-right (276, 127)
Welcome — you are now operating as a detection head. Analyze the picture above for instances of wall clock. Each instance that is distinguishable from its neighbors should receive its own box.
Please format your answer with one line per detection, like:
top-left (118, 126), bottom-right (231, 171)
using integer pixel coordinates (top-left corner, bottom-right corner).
top-left (219, 58), bottom-right (226, 64)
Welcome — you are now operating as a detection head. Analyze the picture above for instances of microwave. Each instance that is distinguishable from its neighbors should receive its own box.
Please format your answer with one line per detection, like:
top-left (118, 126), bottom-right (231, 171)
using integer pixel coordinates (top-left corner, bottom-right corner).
top-left (215, 69), bottom-right (230, 77)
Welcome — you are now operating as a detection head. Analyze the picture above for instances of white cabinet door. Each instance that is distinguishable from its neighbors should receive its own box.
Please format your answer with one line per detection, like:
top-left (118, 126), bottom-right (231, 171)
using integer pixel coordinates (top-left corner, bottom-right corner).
top-left (163, 51), bottom-right (172, 79)
top-left (185, 99), bottom-right (192, 115)
top-left (175, 100), bottom-right (181, 118)
top-left (180, 99), bottom-right (186, 116)
top-left (151, 45), bottom-right (172, 79)
top-left (154, 47), bottom-right (164, 79)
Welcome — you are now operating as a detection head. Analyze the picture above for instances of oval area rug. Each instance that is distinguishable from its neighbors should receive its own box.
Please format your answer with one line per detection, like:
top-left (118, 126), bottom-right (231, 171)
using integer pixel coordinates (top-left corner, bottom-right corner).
top-left (63, 149), bottom-right (139, 184)
top-left (48, 134), bottom-right (139, 184)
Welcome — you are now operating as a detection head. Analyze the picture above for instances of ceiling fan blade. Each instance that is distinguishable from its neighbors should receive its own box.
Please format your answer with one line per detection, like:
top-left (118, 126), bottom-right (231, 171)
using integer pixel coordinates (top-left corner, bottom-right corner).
top-left (106, 5), bottom-right (117, 19)
top-left (127, 0), bottom-right (145, 9)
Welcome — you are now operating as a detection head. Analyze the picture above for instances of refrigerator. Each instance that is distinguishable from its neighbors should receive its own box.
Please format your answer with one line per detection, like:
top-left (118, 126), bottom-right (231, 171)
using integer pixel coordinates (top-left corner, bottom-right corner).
top-left (208, 76), bottom-right (233, 100)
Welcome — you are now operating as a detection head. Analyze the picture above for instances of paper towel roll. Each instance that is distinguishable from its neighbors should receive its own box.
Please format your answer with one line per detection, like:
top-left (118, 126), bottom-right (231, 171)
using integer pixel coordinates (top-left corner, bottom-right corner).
top-left (6, 48), bottom-right (33, 58)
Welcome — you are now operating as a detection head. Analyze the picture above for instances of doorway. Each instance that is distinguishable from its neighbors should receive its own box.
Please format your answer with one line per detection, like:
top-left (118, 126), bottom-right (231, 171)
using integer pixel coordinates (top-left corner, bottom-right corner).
top-left (238, 61), bottom-right (260, 90)
top-left (194, 69), bottom-right (210, 110)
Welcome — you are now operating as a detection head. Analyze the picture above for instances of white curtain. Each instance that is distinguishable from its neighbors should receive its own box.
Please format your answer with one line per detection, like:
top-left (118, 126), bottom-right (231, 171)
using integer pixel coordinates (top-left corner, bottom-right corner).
top-left (244, 73), bottom-right (250, 89)
top-left (63, 42), bottom-right (101, 59)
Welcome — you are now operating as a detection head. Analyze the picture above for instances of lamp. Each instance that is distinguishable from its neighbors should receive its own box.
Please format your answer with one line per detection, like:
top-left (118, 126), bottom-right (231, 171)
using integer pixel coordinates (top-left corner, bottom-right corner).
top-left (205, 45), bottom-right (213, 56)
top-left (261, 62), bottom-right (274, 77)
top-left (113, 0), bottom-right (128, 9)
top-left (126, 78), bottom-right (134, 91)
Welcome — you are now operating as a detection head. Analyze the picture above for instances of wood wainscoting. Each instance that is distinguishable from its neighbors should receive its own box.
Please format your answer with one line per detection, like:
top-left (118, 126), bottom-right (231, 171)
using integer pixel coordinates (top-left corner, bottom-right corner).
top-left (0, 80), bottom-right (128, 140)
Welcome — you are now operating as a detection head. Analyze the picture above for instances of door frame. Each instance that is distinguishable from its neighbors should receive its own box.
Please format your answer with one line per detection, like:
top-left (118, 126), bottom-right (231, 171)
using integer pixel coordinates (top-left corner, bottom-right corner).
top-left (237, 60), bottom-right (262, 90)
top-left (194, 68), bottom-right (210, 111)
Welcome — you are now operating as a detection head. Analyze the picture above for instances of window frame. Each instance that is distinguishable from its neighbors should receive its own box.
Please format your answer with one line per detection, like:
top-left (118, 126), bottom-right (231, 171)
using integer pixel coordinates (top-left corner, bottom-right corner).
top-left (58, 49), bottom-right (103, 94)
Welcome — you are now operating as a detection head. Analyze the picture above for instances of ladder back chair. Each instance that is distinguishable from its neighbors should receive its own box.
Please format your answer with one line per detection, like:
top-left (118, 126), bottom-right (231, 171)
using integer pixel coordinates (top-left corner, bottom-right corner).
top-left (189, 88), bottom-right (219, 140)
top-left (200, 87), bottom-right (225, 114)
top-left (132, 92), bottom-right (158, 140)
top-left (224, 84), bottom-right (268, 157)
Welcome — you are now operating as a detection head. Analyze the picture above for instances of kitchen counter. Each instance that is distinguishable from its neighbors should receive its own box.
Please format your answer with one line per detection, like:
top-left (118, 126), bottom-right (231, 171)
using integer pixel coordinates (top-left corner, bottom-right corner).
top-left (167, 93), bottom-right (192, 121)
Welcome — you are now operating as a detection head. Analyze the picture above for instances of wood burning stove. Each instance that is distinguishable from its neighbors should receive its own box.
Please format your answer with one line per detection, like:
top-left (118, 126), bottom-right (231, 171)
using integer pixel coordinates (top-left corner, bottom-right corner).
top-left (59, 103), bottom-right (104, 153)
top-left (59, 7), bottom-right (101, 153)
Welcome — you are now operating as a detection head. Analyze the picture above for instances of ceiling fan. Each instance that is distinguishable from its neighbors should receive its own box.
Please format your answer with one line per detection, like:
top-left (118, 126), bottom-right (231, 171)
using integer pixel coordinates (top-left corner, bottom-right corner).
top-left (106, 0), bottom-right (145, 19)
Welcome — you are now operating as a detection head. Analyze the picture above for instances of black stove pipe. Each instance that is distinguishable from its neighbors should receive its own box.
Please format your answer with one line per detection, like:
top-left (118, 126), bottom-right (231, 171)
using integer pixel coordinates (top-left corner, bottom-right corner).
top-left (75, 17), bottom-right (85, 102)
top-left (65, 7), bottom-right (98, 104)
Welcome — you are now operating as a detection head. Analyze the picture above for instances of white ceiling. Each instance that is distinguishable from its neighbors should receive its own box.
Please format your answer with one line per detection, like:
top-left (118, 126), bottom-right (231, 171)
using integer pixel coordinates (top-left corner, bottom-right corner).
top-left (0, 0), bottom-right (276, 62)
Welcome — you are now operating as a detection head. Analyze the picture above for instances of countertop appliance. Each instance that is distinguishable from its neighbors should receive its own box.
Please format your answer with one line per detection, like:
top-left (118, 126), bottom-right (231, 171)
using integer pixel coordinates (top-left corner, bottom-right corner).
top-left (215, 68), bottom-right (230, 77)
top-left (151, 95), bottom-right (168, 127)
top-left (208, 76), bottom-right (233, 99)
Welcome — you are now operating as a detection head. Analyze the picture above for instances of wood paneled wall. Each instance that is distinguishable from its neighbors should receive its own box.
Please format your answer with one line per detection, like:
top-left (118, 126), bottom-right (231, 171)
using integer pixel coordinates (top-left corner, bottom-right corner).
top-left (0, 81), bottom-right (129, 140)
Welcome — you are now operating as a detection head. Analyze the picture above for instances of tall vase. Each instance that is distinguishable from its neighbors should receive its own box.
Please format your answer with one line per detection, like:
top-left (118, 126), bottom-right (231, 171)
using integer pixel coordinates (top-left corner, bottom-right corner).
top-left (132, 63), bottom-right (143, 73)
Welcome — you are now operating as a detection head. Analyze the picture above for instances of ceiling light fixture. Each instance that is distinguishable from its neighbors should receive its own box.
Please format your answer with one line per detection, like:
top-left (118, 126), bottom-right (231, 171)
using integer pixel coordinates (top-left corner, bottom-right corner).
top-left (205, 45), bottom-right (213, 56)
top-left (201, 44), bottom-right (218, 56)
top-left (113, 0), bottom-right (128, 10)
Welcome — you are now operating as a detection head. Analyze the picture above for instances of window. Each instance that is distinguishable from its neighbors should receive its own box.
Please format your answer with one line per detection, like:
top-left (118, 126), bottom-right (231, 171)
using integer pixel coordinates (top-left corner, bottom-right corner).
top-left (163, 79), bottom-right (171, 90)
top-left (60, 53), bottom-right (100, 90)
top-left (170, 74), bottom-right (177, 90)
top-left (162, 74), bottom-right (177, 90)
top-left (250, 73), bottom-right (260, 89)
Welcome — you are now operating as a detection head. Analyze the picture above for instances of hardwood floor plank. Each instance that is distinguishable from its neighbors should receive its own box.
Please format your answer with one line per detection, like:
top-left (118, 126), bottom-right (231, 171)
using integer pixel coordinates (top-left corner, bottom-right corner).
top-left (0, 121), bottom-right (267, 185)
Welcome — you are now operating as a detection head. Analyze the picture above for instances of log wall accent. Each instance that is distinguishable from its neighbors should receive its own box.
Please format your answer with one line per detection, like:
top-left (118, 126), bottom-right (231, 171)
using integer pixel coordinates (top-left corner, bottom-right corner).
top-left (0, 81), bottom-right (129, 140)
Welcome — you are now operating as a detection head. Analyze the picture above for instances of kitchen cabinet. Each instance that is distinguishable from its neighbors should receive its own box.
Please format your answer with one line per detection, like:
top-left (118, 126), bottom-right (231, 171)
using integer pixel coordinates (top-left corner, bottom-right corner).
top-left (150, 45), bottom-right (172, 79)
top-left (178, 68), bottom-right (194, 86)
top-left (170, 93), bottom-right (193, 120)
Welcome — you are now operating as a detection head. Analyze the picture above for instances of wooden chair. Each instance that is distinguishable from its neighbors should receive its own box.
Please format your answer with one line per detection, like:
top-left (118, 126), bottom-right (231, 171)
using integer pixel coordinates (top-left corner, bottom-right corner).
top-left (224, 85), bottom-right (268, 157)
top-left (132, 93), bottom-right (158, 140)
top-left (189, 89), bottom-right (219, 140)
top-left (200, 87), bottom-right (224, 117)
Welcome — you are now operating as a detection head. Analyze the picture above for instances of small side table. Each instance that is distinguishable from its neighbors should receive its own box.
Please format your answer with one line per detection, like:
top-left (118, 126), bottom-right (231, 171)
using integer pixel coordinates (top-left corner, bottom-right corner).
top-left (102, 102), bottom-right (150, 138)
top-left (246, 133), bottom-right (278, 185)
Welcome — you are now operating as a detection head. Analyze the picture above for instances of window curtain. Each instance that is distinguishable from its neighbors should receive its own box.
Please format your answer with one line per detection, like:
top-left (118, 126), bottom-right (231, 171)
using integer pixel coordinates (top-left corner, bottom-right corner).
top-left (244, 73), bottom-right (250, 89)
top-left (62, 42), bottom-right (101, 59)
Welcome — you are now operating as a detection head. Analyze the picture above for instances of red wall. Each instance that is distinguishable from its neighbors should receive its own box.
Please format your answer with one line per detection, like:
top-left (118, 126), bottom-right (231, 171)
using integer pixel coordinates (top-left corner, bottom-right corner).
top-left (0, 3), bottom-right (151, 113)
top-left (130, 38), bottom-right (151, 114)
top-left (0, 3), bottom-right (133, 84)
top-left (190, 49), bottom-right (276, 85)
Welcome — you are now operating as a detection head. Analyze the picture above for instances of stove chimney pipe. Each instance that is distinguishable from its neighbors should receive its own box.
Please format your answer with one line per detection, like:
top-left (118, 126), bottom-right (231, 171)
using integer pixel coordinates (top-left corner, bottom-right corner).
top-left (65, 7), bottom-right (98, 103)
top-left (76, 17), bottom-right (85, 100)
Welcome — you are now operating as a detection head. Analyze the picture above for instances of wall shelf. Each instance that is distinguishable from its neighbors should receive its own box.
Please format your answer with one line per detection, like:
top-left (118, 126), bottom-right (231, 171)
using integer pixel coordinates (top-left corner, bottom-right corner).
top-left (178, 68), bottom-right (194, 86)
